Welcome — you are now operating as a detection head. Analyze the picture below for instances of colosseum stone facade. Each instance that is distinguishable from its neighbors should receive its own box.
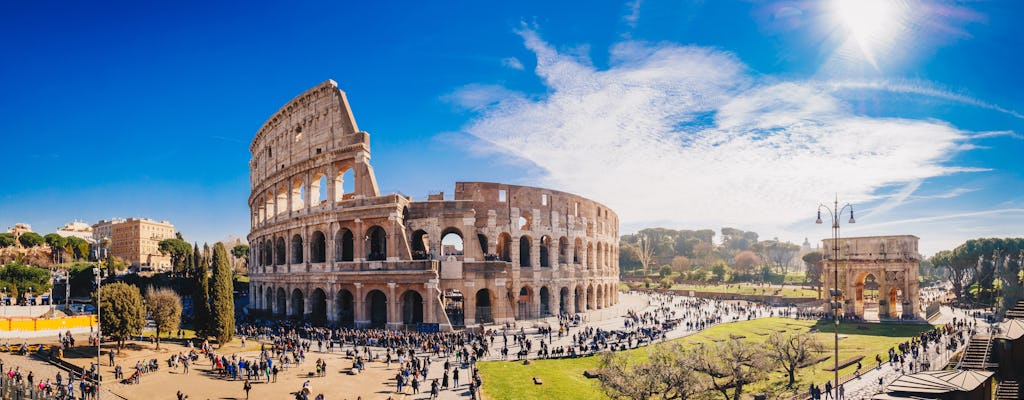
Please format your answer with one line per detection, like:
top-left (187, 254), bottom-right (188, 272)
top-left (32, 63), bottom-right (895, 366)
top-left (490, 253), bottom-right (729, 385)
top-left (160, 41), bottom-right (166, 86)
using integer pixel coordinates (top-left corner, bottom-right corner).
top-left (247, 80), bottom-right (619, 330)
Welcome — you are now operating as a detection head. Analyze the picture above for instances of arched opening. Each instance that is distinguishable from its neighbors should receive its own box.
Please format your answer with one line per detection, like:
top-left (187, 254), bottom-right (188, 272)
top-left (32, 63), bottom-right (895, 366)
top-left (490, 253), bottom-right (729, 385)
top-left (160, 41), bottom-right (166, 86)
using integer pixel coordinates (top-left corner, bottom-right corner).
top-left (291, 179), bottom-right (305, 212)
top-left (441, 229), bottom-right (464, 257)
top-left (559, 237), bottom-right (568, 264)
top-left (290, 288), bottom-right (304, 318)
top-left (366, 226), bottom-right (387, 261)
top-left (411, 230), bottom-right (430, 259)
top-left (291, 234), bottom-right (304, 264)
top-left (263, 239), bottom-right (273, 266)
top-left (539, 236), bottom-right (551, 268)
top-left (311, 173), bottom-right (327, 206)
top-left (276, 288), bottom-right (286, 316)
top-left (519, 236), bottom-right (532, 268)
top-left (497, 233), bottom-right (512, 262)
top-left (275, 237), bottom-right (286, 265)
top-left (311, 288), bottom-right (327, 325)
top-left (276, 188), bottom-right (287, 216)
top-left (475, 289), bottom-right (493, 324)
top-left (335, 228), bottom-right (354, 262)
top-left (310, 231), bottom-right (326, 263)
top-left (401, 290), bottom-right (424, 325)
top-left (586, 284), bottom-right (595, 310)
top-left (574, 238), bottom-right (582, 264)
top-left (518, 286), bottom-right (534, 319)
top-left (539, 286), bottom-right (551, 316)
top-left (574, 286), bottom-right (584, 313)
top-left (336, 289), bottom-right (354, 328)
top-left (518, 213), bottom-right (532, 230)
top-left (888, 288), bottom-right (903, 318)
top-left (559, 287), bottom-right (570, 316)
top-left (334, 168), bottom-right (354, 201)
top-left (596, 243), bottom-right (604, 270)
top-left (477, 234), bottom-right (488, 257)
top-left (854, 272), bottom-right (879, 319)
top-left (366, 290), bottom-right (388, 328)
top-left (596, 285), bottom-right (604, 310)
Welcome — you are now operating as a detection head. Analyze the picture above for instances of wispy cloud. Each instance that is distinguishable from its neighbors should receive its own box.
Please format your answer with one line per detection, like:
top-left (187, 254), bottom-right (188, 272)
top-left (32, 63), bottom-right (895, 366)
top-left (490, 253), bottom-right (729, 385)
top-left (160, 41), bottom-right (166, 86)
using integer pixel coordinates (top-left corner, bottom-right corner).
top-left (822, 80), bottom-right (1024, 121)
top-left (452, 29), bottom-right (993, 237)
top-left (501, 57), bottom-right (524, 70)
top-left (624, 0), bottom-right (642, 28)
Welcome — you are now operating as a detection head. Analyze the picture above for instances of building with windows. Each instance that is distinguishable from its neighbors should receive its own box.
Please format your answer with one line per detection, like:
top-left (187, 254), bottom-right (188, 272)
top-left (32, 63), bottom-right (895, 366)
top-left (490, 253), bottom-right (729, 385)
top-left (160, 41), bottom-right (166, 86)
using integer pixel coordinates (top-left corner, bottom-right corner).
top-left (247, 80), bottom-right (620, 330)
top-left (95, 218), bottom-right (175, 268)
top-left (56, 221), bottom-right (94, 241)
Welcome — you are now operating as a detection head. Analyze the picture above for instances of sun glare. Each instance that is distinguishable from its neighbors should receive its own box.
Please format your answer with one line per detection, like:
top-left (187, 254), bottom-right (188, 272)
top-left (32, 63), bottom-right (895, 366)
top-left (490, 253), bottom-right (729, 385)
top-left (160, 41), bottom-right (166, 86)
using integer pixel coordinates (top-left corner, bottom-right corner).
top-left (832, 0), bottom-right (907, 67)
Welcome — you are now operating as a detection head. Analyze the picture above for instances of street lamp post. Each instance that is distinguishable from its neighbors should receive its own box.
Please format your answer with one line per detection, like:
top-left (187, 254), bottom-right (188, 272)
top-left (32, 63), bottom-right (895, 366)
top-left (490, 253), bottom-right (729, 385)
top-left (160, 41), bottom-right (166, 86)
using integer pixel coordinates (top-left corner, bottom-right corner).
top-left (816, 196), bottom-right (855, 400)
top-left (94, 267), bottom-right (102, 400)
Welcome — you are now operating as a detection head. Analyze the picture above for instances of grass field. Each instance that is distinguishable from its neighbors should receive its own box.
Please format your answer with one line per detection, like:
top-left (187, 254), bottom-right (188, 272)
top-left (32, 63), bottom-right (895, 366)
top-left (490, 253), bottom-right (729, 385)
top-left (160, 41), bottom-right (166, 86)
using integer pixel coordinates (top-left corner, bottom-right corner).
top-left (477, 318), bottom-right (932, 400)
top-left (671, 283), bottom-right (821, 299)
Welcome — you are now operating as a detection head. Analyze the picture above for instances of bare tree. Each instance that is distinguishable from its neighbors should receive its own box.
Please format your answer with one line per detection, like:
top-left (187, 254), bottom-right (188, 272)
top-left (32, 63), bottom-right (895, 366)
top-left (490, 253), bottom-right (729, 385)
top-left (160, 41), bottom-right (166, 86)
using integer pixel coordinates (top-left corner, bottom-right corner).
top-left (598, 342), bottom-right (703, 400)
top-left (766, 331), bottom-right (824, 387)
top-left (638, 234), bottom-right (656, 277)
top-left (694, 338), bottom-right (771, 400)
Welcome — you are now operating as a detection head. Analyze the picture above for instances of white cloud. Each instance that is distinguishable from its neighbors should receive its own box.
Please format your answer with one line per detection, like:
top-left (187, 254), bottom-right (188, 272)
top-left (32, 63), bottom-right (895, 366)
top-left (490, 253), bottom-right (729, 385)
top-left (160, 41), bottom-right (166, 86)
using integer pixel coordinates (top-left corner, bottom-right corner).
top-left (453, 30), bottom-right (997, 247)
top-left (501, 57), bottom-right (524, 70)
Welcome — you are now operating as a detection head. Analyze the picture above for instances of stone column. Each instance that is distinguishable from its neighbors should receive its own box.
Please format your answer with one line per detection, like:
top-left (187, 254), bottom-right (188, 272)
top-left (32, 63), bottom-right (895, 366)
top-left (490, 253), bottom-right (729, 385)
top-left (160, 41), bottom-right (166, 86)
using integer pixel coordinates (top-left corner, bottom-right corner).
top-left (353, 283), bottom-right (368, 328)
top-left (326, 286), bottom-right (337, 324)
top-left (303, 286), bottom-right (313, 319)
top-left (304, 171), bottom-right (313, 213)
top-left (354, 219), bottom-right (365, 261)
top-left (387, 283), bottom-right (401, 330)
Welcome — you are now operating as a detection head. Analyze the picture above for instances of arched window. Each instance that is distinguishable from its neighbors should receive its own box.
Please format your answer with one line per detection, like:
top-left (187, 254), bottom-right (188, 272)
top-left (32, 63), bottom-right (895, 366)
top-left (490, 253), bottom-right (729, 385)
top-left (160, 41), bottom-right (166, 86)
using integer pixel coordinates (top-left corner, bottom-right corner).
top-left (366, 226), bottom-right (387, 261)
top-left (335, 229), bottom-right (354, 262)
top-left (539, 236), bottom-right (551, 268)
top-left (275, 237), bottom-right (286, 265)
top-left (441, 228), bottom-right (464, 257)
top-left (497, 233), bottom-right (512, 262)
top-left (519, 236), bottom-right (532, 268)
top-left (310, 231), bottom-right (326, 263)
top-left (291, 234), bottom-right (304, 264)
top-left (411, 230), bottom-right (429, 259)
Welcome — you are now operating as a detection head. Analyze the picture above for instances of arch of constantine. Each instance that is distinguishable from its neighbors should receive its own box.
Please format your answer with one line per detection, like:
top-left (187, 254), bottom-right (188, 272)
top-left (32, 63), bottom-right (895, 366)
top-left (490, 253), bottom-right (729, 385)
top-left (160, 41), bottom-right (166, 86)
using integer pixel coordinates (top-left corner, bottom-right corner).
top-left (246, 80), bottom-right (620, 330)
top-left (822, 235), bottom-right (921, 320)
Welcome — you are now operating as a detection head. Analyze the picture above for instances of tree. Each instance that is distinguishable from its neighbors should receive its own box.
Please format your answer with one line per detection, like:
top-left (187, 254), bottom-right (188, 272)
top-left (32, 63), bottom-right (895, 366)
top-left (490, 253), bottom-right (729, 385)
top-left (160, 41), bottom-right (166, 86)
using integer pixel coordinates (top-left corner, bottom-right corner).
top-left (65, 236), bottom-right (90, 261)
top-left (931, 250), bottom-right (971, 303)
top-left (638, 235), bottom-right (656, 276)
top-left (18, 232), bottom-right (44, 248)
top-left (599, 342), bottom-right (702, 400)
top-left (98, 282), bottom-right (145, 352)
top-left (694, 338), bottom-right (770, 400)
top-left (105, 256), bottom-right (126, 277)
top-left (43, 234), bottom-right (68, 264)
top-left (208, 243), bottom-right (235, 347)
top-left (802, 251), bottom-right (825, 298)
top-left (0, 233), bottom-right (16, 248)
top-left (145, 287), bottom-right (182, 350)
top-left (231, 244), bottom-right (250, 274)
top-left (159, 238), bottom-right (193, 277)
top-left (619, 243), bottom-right (643, 274)
top-left (732, 251), bottom-right (759, 278)
top-left (660, 266), bottom-right (673, 277)
top-left (192, 242), bottom-right (210, 338)
top-left (710, 261), bottom-right (728, 283)
top-left (671, 256), bottom-right (691, 272)
top-left (0, 261), bottom-right (54, 297)
top-left (754, 240), bottom-right (800, 277)
top-left (766, 331), bottom-right (824, 387)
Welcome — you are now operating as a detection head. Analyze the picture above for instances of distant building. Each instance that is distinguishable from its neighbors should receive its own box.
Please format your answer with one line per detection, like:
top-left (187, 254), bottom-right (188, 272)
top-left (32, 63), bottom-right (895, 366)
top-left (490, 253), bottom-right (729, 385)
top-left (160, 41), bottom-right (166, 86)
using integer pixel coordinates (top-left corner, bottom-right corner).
top-left (6, 223), bottom-right (33, 241)
top-left (96, 218), bottom-right (175, 268)
top-left (56, 221), bottom-right (94, 241)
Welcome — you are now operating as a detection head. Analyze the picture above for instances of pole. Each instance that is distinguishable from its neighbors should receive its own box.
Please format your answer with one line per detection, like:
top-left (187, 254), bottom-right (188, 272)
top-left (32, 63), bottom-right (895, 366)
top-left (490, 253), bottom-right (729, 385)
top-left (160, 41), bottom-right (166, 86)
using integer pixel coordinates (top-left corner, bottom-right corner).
top-left (832, 198), bottom-right (840, 400)
top-left (95, 268), bottom-right (102, 400)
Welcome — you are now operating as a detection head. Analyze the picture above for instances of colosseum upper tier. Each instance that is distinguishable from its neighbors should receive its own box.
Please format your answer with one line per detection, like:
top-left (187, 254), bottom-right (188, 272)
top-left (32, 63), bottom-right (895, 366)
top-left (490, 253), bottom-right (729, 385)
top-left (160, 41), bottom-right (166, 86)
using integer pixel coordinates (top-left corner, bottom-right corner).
top-left (247, 80), bottom-right (619, 330)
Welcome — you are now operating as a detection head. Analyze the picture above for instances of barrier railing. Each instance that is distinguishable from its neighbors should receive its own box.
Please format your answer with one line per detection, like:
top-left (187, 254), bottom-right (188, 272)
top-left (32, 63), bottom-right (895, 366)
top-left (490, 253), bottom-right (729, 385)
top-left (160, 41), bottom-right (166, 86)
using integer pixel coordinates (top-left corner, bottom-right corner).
top-left (0, 315), bottom-right (96, 332)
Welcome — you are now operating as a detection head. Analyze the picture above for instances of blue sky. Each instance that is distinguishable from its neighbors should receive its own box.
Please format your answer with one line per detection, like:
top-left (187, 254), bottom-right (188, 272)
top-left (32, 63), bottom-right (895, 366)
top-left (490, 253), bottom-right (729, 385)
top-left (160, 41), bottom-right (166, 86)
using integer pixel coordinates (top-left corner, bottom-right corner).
top-left (1, 1), bottom-right (1022, 256)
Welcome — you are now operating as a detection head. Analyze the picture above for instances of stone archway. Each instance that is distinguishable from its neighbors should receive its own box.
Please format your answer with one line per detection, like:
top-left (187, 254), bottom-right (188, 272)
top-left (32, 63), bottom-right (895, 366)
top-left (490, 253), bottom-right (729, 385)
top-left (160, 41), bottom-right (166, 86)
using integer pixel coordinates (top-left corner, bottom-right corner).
top-left (310, 288), bottom-right (327, 325)
top-left (366, 290), bottom-right (388, 328)
top-left (401, 290), bottom-right (424, 325)
top-left (825, 235), bottom-right (921, 320)
top-left (337, 289), bottom-right (355, 327)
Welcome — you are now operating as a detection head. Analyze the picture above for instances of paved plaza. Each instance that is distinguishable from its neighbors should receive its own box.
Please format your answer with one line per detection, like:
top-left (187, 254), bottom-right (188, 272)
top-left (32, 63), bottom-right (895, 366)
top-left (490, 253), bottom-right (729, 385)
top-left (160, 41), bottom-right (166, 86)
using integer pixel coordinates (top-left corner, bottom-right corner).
top-left (0, 291), bottom-right (981, 400)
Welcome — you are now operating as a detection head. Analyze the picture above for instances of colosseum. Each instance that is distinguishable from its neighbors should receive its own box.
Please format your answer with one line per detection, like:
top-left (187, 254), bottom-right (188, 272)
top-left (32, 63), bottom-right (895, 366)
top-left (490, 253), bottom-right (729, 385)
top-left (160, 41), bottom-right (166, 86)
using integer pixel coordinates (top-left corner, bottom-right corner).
top-left (247, 80), bottom-right (619, 330)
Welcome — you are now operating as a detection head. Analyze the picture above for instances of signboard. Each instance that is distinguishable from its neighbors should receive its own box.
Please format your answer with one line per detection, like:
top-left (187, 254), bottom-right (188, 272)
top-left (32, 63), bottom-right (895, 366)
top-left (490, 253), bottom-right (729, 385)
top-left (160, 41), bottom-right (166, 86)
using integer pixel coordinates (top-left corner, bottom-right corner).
top-left (416, 323), bottom-right (440, 333)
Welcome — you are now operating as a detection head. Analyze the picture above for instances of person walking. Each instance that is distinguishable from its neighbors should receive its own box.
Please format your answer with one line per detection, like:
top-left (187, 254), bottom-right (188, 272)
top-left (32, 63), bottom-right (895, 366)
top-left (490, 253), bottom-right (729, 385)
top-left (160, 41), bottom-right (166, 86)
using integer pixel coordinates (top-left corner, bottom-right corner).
top-left (838, 384), bottom-right (845, 400)
top-left (244, 379), bottom-right (252, 400)
top-left (824, 381), bottom-right (833, 400)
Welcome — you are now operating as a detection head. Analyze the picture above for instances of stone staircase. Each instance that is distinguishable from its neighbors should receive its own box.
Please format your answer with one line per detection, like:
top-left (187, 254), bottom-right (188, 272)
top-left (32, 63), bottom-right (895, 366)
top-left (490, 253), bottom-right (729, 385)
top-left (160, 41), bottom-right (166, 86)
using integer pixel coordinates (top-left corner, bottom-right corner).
top-left (995, 380), bottom-right (1019, 400)
top-left (956, 336), bottom-right (996, 370)
top-left (1006, 300), bottom-right (1024, 319)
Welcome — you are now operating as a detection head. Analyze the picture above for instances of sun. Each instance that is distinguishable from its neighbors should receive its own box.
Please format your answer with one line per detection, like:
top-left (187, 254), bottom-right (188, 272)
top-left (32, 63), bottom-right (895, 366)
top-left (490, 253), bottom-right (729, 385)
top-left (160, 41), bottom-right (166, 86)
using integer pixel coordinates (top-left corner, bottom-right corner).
top-left (831, 0), bottom-right (907, 67)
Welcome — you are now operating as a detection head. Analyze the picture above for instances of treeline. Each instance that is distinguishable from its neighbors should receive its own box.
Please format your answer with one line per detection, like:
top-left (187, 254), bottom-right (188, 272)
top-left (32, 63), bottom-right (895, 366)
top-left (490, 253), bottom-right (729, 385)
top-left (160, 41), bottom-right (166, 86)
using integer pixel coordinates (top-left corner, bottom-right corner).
top-left (0, 232), bottom-right (94, 265)
top-left (930, 237), bottom-right (1024, 316)
top-left (618, 227), bottom-right (809, 284)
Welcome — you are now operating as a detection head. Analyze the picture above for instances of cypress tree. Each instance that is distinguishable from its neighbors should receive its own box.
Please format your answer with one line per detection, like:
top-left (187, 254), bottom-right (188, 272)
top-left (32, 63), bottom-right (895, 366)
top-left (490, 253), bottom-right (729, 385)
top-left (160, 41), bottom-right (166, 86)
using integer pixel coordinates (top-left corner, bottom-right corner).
top-left (192, 242), bottom-right (210, 339)
top-left (209, 242), bottom-right (235, 347)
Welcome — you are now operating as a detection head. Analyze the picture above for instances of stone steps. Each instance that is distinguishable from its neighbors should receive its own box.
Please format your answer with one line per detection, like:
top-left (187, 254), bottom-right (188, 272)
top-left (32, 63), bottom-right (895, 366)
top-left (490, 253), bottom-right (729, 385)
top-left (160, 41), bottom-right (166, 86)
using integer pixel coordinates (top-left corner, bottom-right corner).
top-left (995, 380), bottom-right (1019, 400)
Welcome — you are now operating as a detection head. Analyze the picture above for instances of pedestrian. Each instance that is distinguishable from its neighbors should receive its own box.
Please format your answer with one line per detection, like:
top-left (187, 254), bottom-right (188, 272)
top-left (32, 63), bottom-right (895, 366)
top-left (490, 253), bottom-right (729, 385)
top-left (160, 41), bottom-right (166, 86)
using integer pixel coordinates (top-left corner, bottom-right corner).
top-left (824, 380), bottom-right (832, 400)
top-left (878, 376), bottom-right (884, 393)
top-left (244, 379), bottom-right (252, 400)
top-left (108, 350), bottom-right (115, 366)
top-left (838, 384), bottom-right (845, 400)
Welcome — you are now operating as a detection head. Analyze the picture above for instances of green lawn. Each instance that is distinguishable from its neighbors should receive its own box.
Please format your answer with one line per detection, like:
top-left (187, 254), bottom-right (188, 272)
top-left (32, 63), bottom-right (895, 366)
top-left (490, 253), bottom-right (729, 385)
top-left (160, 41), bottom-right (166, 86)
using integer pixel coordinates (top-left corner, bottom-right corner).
top-left (478, 318), bottom-right (932, 400)
top-left (671, 283), bottom-right (821, 299)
